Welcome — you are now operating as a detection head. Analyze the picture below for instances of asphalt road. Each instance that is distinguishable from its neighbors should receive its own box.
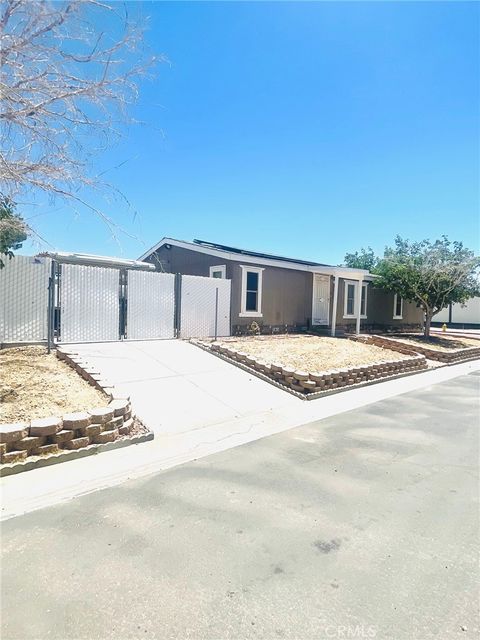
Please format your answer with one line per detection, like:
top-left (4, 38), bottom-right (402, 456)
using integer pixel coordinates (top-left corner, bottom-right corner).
top-left (1, 373), bottom-right (479, 640)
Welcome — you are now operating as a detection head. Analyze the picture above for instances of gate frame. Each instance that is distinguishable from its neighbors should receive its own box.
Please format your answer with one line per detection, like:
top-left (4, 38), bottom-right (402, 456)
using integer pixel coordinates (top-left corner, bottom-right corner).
top-left (34, 252), bottom-right (233, 345)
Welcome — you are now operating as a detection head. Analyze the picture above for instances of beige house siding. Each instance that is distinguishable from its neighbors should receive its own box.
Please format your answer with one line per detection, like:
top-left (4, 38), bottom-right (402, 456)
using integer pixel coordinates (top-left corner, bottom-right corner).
top-left (335, 279), bottom-right (422, 330)
top-left (148, 244), bottom-right (422, 332)
top-left (256, 266), bottom-right (312, 327)
top-left (149, 245), bottom-right (313, 329)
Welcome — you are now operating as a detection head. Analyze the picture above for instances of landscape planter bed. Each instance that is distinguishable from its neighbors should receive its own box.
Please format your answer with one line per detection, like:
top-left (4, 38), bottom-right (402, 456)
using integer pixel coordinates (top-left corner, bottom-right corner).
top-left (0, 347), bottom-right (153, 475)
top-left (196, 339), bottom-right (428, 399)
top-left (356, 334), bottom-right (480, 364)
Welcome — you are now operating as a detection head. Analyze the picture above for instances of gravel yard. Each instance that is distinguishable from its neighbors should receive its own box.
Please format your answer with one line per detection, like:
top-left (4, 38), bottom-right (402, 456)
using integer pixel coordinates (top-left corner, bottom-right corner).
top-left (217, 335), bottom-right (408, 370)
top-left (389, 334), bottom-right (479, 352)
top-left (0, 346), bottom-right (107, 423)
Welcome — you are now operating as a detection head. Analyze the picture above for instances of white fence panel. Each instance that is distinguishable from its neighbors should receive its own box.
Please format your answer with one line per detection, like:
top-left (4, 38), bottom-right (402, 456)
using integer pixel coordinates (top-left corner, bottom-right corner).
top-left (452, 298), bottom-right (480, 324)
top-left (0, 255), bottom-right (50, 343)
top-left (433, 308), bottom-right (449, 323)
top-left (434, 298), bottom-right (480, 325)
top-left (180, 275), bottom-right (231, 338)
top-left (126, 271), bottom-right (175, 340)
top-left (60, 264), bottom-right (119, 342)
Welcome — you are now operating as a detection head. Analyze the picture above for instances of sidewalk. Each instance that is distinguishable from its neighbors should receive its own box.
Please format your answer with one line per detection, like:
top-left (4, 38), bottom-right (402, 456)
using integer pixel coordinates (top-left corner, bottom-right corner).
top-left (2, 358), bottom-right (479, 521)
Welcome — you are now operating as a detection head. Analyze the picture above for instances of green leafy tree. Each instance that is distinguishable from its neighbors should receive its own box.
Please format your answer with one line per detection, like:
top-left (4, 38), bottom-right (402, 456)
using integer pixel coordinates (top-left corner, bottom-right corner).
top-left (343, 247), bottom-right (377, 271)
top-left (374, 236), bottom-right (480, 337)
top-left (0, 195), bottom-right (28, 267)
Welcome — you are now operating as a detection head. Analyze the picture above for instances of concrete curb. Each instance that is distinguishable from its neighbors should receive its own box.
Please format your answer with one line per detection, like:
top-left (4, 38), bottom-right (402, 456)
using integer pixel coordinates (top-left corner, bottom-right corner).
top-left (0, 432), bottom-right (154, 477)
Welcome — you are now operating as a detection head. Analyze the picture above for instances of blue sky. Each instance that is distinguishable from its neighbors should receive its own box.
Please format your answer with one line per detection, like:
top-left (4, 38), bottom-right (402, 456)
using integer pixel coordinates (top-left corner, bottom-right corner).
top-left (22, 1), bottom-right (479, 265)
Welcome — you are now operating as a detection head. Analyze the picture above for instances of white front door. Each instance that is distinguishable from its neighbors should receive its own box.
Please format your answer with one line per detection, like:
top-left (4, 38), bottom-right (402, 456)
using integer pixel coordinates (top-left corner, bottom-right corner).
top-left (312, 274), bottom-right (330, 325)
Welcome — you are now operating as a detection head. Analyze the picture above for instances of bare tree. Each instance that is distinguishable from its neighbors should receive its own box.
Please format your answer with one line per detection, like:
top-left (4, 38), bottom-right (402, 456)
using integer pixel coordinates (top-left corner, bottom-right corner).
top-left (0, 0), bottom-right (160, 233)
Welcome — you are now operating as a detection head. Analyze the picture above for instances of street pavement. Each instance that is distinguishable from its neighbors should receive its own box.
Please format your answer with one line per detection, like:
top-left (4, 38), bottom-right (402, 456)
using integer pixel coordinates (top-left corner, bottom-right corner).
top-left (1, 373), bottom-right (479, 640)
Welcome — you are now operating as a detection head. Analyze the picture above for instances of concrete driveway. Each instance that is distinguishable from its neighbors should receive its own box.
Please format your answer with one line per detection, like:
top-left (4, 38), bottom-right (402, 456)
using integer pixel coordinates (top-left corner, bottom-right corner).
top-left (66, 340), bottom-right (294, 434)
top-left (1, 373), bottom-right (478, 640)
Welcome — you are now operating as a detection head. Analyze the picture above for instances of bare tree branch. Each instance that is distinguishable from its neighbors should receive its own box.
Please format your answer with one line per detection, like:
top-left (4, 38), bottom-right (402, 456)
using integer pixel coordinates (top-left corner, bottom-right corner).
top-left (0, 0), bottom-right (164, 238)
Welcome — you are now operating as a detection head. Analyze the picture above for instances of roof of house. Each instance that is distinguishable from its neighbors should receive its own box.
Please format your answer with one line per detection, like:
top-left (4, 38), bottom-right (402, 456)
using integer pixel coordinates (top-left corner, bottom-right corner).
top-left (191, 239), bottom-right (331, 267)
top-left (139, 237), bottom-right (371, 278)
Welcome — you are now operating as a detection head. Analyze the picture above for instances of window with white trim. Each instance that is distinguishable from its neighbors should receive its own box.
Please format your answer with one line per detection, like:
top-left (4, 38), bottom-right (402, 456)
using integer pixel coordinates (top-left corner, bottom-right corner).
top-left (345, 282), bottom-right (356, 316)
top-left (209, 265), bottom-right (226, 279)
top-left (343, 281), bottom-right (368, 318)
top-left (240, 265), bottom-right (264, 317)
top-left (360, 283), bottom-right (368, 317)
top-left (393, 294), bottom-right (403, 319)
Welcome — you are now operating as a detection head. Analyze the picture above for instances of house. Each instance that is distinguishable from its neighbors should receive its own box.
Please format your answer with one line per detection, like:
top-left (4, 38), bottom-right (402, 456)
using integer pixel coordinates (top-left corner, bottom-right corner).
top-left (139, 238), bottom-right (423, 335)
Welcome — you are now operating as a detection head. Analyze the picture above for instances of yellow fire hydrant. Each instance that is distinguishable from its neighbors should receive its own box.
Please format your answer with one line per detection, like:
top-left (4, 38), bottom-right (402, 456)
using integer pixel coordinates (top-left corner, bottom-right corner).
top-left (442, 323), bottom-right (448, 332)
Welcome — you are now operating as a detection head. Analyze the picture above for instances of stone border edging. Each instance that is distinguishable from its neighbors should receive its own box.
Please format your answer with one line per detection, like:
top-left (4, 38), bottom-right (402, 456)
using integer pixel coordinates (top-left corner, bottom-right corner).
top-left (354, 334), bottom-right (480, 363)
top-left (1, 347), bottom-right (154, 469)
top-left (56, 347), bottom-right (117, 397)
top-left (0, 430), bottom-right (154, 477)
top-left (191, 339), bottom-right (429, 401)
top-left (1, 399), bottom-right (134, 465)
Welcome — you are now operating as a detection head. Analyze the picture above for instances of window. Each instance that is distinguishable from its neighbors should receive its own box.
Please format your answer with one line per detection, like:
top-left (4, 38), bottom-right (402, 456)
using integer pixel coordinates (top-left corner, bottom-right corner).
top-left (346, 283), bottom-right (356, 316)
top-left (393, 294), bottom-right (403, 319)
top-left (240, 265), bottom-right (264, 317)
top-left (209, 265), bottom-right (226, 279)
top-left (360, 284), bottom-right (368, 317)
top-left (343, 281), bottom-right (368, 318)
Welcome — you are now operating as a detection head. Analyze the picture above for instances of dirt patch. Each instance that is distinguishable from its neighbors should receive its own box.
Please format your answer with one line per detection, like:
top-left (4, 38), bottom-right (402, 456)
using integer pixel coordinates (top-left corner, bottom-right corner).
top-left (0, 346), bottom-right (107, 423)
top-left (215, 335), bottom-right (408, 370)
top-left (388, 334), bottom-right (479, 352)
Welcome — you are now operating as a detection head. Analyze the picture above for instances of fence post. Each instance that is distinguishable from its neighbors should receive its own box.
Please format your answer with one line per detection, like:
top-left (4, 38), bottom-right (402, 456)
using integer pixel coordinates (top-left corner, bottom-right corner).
top-left (119, 268), bottom-right (127, 340)
top-left (174, 273), bottom-right (182, 338)
top-left (214, 287), bottom-right (219, 341)
top-left (47, 260), bottom-right (56, 353)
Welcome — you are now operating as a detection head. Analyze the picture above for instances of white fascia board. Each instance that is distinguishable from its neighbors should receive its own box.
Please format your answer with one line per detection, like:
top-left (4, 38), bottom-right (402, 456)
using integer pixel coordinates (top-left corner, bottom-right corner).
top-left (138, 237), bottom-right (371, 277)
top-left (42, 251), bottom-right (155, 270)
top-left (138, 237), bottom-right (171, 261)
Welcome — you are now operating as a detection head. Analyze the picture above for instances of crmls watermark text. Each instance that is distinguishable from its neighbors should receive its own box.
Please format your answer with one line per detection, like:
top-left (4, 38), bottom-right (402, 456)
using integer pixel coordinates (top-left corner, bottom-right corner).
top-left (323, 624), bottom-right (377, 638)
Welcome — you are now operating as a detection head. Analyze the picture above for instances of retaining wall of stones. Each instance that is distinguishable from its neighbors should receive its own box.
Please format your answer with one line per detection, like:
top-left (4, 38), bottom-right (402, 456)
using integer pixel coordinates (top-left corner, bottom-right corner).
top-left (354, 334), bottom-right (480, 363)
top-left (56, 348), bottom-right (115, 396)
top-left (208, 342), bottom-right (427, 396)
top-left (0, 399), bottom-right (133, 465)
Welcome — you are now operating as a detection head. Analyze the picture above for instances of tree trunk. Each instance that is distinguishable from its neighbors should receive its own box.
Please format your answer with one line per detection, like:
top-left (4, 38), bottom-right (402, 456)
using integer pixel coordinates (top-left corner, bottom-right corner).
top-left (424, 312), bottom-right (432, 337)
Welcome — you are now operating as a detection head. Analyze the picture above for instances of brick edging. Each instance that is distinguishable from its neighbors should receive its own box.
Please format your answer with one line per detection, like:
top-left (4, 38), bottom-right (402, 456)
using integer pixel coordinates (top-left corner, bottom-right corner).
top-left (192, 340), bottom-right (428, 399)
top-left (56, 347), bottom-right (116, 396)
top-left (1, 347), bottom-right (153, 468)
top-left (353, 334), bottom-right (480, 364)
top-left (0, 431), bottom-right (154, 477)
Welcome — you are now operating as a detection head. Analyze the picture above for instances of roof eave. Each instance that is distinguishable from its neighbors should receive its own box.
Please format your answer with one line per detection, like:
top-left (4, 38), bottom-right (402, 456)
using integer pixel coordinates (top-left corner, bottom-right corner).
top-left (138, 238), bottom-right (371, 277)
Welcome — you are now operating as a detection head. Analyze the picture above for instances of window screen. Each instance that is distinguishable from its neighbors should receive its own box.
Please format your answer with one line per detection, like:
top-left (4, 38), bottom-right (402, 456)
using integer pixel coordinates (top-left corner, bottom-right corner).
top-left (347, 284), bottom-right (355, 316)
top-left (246, 271), bottom-right (259, 311)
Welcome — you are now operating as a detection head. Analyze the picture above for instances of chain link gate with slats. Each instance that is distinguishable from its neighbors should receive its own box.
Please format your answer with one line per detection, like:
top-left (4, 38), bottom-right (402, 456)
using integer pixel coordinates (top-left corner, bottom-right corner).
top-left (179, 275), bottom-right (231, 339)
top-left (0, 255), bottom-right (51, 343)
top-left (1, 256), bottom-right (231, 344)
top-left (126, 271), bottom-right (175, 340)
top-left (59, 264), bottom-right (120, 343)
